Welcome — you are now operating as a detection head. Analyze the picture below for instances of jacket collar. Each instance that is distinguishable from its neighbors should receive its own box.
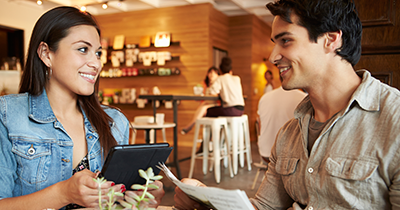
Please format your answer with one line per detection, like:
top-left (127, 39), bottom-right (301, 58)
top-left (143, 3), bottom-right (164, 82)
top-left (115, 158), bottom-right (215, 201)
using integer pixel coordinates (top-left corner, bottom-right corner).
top-left (29, 89), bottom-right (57, 123)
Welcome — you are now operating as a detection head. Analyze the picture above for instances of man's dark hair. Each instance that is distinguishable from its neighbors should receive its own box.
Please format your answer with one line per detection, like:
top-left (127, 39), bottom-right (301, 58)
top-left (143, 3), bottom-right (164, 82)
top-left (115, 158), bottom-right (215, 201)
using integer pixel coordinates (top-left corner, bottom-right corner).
top-left (219, 57), bottom-right (232, 74)
top-left (267, 0), bottom-right (362, 66)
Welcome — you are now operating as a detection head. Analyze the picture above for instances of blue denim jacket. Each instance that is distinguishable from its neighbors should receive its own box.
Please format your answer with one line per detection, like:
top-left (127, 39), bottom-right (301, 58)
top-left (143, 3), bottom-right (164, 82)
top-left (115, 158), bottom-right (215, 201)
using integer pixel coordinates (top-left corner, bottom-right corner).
top-left (0, 90), bottom-right (129, 206)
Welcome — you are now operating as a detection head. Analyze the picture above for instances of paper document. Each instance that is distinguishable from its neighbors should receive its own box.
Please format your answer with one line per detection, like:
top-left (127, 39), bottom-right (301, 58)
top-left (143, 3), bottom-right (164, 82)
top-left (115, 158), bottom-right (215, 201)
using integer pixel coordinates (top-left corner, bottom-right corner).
top-left (157, 163), bottom-right (254, 210)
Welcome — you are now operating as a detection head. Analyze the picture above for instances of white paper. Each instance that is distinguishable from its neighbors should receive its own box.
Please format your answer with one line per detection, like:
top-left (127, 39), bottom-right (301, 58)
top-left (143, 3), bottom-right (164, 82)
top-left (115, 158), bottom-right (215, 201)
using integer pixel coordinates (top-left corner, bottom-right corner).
top-left (157, 163), bottom-right (254, 210)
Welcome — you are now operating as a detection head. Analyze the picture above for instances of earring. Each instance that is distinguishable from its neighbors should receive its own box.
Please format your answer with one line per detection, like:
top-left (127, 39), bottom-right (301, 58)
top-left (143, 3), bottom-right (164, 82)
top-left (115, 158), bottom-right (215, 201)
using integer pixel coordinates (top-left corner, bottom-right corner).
top-left (47, 67), bottom-right (52, 80)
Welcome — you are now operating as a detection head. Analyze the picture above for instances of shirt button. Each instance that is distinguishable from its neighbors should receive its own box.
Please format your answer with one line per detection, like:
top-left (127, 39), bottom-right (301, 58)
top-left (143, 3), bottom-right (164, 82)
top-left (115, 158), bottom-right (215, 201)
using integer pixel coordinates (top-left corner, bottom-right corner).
top-left (308, 167), bottom-right (314, 173)
top-left (27, 147), bottom-right (35, 155)
top-left (308, 206), bottom-right (313, 210)
top-left (88, 136), bottom-right (93, 139)
top-left (62, 158), bottom-right (70, 163)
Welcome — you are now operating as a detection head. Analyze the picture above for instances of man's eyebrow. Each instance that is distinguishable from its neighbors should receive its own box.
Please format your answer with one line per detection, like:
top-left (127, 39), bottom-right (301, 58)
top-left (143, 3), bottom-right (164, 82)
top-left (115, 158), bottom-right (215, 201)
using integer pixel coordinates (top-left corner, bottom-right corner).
top-left (271, 32), bottom-right (292, 42)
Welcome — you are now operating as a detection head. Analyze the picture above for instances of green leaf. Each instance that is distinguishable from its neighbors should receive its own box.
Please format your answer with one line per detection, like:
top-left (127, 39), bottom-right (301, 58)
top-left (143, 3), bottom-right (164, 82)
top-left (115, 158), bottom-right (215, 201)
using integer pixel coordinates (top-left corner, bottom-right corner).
top-left (147, 184), bottom-right (159, 189)
top-left (146, 167), bottom-right (154, 178)
top-left (139, 169), bottom-right (148, 179)
top-left (124, 194), bottom-right (138, 205)
top-left (151, 175), bottom-right (163, 180)
top-left (145, 192), bottom-right (155, 199)
top-left (114, 192), bottom-right (124, 197)
top-left (125, 191), bottom-right (140, 201)
top-left (131, 184), bottom-right (146, 190)
top-left (118, 200), bottom-right (133, 208)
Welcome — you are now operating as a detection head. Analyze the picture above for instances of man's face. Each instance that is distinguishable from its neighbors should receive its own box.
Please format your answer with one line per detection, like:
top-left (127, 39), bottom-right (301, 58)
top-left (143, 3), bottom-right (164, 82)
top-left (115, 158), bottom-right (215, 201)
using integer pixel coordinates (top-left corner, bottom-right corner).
top-left (269, 14), bottom-right (327, 91)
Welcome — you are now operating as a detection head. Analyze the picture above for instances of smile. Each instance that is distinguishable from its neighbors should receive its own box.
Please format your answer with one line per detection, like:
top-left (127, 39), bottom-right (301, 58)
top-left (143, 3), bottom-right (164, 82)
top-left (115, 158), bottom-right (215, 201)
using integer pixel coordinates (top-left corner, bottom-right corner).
top-left (279, 66), bottom-right (290, 73)
top-left (79, 72), bottom-right (96, 80)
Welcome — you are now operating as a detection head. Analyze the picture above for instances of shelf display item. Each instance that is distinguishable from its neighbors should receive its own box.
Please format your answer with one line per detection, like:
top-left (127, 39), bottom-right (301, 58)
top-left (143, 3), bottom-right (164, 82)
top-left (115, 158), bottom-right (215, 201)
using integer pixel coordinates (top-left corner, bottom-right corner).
top-left (154, 32), bottom-right (171, 47)
top-left (138, 51), bottom-right (157, 66)
top-left (125, 48), bottom-right (139, 67)
top-left (156, 51), bottom-right (171, 65)
top-left (111, 51), bottom-right (124, 67)
top-left (113, 35), bottom-right (125, 50)
top-left (139, 35), bottom-right (151, 48)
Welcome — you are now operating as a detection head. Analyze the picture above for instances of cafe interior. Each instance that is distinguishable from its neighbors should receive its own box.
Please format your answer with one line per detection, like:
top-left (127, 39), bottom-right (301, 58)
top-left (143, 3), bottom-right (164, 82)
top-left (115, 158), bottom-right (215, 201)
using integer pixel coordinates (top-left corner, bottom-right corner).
top-left (0, 0), bottom-right (399, 207)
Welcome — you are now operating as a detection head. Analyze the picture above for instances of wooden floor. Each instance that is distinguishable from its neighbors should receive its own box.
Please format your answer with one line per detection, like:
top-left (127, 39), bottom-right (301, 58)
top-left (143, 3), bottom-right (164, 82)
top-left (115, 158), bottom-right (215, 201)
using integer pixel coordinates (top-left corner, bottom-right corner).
top-left (157, 140), bottom-right (265, 206)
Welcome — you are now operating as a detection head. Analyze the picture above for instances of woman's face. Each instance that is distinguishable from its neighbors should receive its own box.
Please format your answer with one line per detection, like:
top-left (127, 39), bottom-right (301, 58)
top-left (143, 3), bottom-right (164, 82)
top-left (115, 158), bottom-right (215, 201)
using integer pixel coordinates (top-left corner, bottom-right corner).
top-left (208, 70), bottom-right (219, 83)
top-left (47, 25), bottom-right (102, 97)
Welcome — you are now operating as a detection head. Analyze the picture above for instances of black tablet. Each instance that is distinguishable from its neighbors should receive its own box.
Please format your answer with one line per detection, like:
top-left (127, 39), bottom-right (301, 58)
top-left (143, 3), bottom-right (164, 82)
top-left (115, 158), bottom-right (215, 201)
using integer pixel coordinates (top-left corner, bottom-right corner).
top-left (100, 143), bottom-right (172, 187)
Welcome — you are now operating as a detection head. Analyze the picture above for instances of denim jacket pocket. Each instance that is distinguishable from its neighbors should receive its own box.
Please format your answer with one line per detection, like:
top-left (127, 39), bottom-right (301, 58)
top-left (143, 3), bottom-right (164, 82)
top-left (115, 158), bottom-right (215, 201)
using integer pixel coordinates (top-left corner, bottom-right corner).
top-left (275, 157), bottom-right (299, 175)
top-left (325, 157), bottom-right (378, 180)
top-left (11, 137), bottom-right (52, 184)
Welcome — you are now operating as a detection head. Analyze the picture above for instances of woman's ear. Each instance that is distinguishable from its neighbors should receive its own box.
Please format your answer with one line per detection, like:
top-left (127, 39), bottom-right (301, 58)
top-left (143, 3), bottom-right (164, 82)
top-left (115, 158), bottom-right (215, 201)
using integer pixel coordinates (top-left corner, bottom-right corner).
top-left (37, 41), bottom-right (52, 67)
top-left (324, 30), bottom-right (343, 53)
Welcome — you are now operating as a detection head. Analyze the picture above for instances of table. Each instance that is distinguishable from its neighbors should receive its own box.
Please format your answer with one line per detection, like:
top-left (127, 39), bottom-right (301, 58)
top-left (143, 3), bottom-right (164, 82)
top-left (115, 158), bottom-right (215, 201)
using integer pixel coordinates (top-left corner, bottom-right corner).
top-left (131, 122), bottom-right (176, 144)
top-left (138, 94), bottom-right (220, 179)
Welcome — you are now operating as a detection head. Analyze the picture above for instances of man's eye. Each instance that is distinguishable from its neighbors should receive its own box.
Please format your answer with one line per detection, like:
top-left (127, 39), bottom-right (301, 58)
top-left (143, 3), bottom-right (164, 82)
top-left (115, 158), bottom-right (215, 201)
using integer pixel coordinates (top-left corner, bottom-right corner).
top-left (78, 47), bottom-right (88, 53)
top-left (282, 39), bottom-right (289, 44)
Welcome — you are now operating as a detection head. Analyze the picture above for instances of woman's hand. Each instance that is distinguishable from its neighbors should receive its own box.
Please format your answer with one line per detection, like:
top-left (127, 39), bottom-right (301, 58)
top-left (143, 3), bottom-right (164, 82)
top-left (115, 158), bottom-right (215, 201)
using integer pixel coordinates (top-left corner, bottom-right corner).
top-left (174, 178), bottom-right (209, 210)
top-left (133, 180), bottom-right (165, 207)
top-left (61, 169), bottom-right (122, 208)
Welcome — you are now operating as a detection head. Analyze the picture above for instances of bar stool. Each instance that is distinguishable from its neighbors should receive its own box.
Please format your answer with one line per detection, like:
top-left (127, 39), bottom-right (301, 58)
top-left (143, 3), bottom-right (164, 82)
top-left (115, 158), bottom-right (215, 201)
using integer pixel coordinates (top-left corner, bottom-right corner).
top-left (188, 117), bottom-right (234, 183)
top-left (222, 114), bottom-right (252, 175)
top-left (130, 115), bottom-right (168, 144)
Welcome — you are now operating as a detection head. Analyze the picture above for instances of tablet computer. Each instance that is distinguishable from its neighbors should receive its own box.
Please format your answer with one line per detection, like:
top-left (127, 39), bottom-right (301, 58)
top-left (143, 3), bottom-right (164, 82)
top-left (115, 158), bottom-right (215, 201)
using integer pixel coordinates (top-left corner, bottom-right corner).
top-left (100, 143), bottom-right (172, 187)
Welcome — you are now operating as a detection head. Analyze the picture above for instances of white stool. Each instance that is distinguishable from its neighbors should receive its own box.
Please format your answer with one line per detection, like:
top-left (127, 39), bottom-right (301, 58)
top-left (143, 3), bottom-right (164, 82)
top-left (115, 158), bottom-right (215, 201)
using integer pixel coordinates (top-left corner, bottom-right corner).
top-left (130, 115), bottom-right (168, 144)
top-left (222, 114), bottom-right (252, 174)
top-left (188, 117), bottom-right (234, 183)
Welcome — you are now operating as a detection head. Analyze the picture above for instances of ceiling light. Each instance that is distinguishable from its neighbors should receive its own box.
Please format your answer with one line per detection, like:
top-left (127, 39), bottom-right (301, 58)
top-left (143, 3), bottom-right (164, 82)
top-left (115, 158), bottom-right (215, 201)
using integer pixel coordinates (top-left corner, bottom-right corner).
top-left (36, 0), bottom-right (42, 5)
top-left (80, 6), bottom-right (87, 12)
top-left (102, 2), bottom-right (108, 9)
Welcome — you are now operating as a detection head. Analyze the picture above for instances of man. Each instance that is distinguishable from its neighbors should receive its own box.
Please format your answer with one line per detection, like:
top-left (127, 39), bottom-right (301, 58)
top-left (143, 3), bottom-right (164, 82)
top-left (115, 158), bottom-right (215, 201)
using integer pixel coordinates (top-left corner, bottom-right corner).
top-left (257, 84), bottom-right (307, 163)
top-left (174, 0), bottom-right (400, 209)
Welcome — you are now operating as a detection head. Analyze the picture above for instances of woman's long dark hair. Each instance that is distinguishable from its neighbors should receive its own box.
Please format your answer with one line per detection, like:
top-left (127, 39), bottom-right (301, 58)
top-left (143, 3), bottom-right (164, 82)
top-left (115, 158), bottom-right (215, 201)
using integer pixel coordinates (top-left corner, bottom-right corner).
top-left (20, 6), bottom-right (117, 155)
top-left (204, 66), bottom-right (220, 87)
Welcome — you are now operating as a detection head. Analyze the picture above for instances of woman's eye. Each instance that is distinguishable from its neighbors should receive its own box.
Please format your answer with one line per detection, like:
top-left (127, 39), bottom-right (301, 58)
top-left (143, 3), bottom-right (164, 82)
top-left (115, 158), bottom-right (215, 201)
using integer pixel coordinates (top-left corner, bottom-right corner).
top-left (282, 39), bottom-right (289, 44)
top-left (78, 47), bottom-right (88, 53)
top-left (95, 51), bottom-right (102, 58)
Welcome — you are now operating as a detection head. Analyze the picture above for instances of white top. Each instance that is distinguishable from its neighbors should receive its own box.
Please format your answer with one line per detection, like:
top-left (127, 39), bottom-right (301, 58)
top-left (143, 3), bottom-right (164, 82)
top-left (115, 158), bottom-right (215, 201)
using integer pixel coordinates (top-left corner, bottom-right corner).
top-left (208, 73), bottom-right (245, 107)
top-left (257, 87), bottom-right (307, 157)
top-left (264, 83), bottom-right (273, 94)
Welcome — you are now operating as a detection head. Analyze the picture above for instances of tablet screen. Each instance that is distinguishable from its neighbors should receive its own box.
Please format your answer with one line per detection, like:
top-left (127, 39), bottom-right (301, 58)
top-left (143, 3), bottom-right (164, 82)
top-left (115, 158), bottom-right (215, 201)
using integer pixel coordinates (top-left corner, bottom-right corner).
top-left (100, 143), bottom-right (172, 187)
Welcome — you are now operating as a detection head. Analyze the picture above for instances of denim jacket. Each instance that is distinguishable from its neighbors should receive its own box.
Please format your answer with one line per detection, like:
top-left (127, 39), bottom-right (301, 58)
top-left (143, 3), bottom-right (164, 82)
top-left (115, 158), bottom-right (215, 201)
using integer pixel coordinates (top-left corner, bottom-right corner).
top-left (0, 90), bottom-right (129, 206)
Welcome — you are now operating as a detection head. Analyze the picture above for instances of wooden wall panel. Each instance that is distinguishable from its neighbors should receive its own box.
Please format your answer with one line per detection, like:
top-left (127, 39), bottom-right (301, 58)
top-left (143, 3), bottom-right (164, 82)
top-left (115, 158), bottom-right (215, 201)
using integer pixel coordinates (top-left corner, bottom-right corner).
top-left (95, 3), bottom-right (214, 147)
top-left (354, 0), bottom-right (400, 89)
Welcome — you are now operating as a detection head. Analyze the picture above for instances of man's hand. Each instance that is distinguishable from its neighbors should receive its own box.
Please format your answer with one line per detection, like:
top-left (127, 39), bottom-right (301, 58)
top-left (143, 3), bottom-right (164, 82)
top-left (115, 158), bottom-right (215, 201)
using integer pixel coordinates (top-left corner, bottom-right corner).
top-left (174, 178), bottom-right (209, 210)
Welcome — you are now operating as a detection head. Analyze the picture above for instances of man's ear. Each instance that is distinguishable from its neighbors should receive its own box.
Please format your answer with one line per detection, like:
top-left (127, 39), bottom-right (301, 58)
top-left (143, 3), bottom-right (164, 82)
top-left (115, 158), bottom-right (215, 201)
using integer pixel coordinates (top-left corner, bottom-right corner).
top-left (324, 30), bottom-right (343, 53)
top-left (37, 41), bottom-right (52, 68)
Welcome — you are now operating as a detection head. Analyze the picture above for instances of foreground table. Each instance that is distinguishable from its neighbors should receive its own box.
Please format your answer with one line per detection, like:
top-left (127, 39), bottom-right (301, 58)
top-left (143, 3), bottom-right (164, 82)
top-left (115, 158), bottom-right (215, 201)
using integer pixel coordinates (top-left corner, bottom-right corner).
top-left (138, 94), bottom-right (220, 179)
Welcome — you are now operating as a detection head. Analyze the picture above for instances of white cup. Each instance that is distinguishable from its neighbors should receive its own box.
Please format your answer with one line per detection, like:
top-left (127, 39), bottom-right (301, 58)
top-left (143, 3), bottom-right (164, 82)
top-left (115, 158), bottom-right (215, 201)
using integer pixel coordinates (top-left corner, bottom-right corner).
top-left (156, 113), bottom-right (165, 125)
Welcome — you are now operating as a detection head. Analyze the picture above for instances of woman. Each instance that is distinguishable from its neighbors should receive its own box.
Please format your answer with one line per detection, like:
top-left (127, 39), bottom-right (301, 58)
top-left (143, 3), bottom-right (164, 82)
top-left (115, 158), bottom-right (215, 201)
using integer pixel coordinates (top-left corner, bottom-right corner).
top-left (206, 57), bottom-right (245, 117)
top-left (0, 7), bottom-right (163, 209)
top-left (181, 66), bottom-right (220, 134)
